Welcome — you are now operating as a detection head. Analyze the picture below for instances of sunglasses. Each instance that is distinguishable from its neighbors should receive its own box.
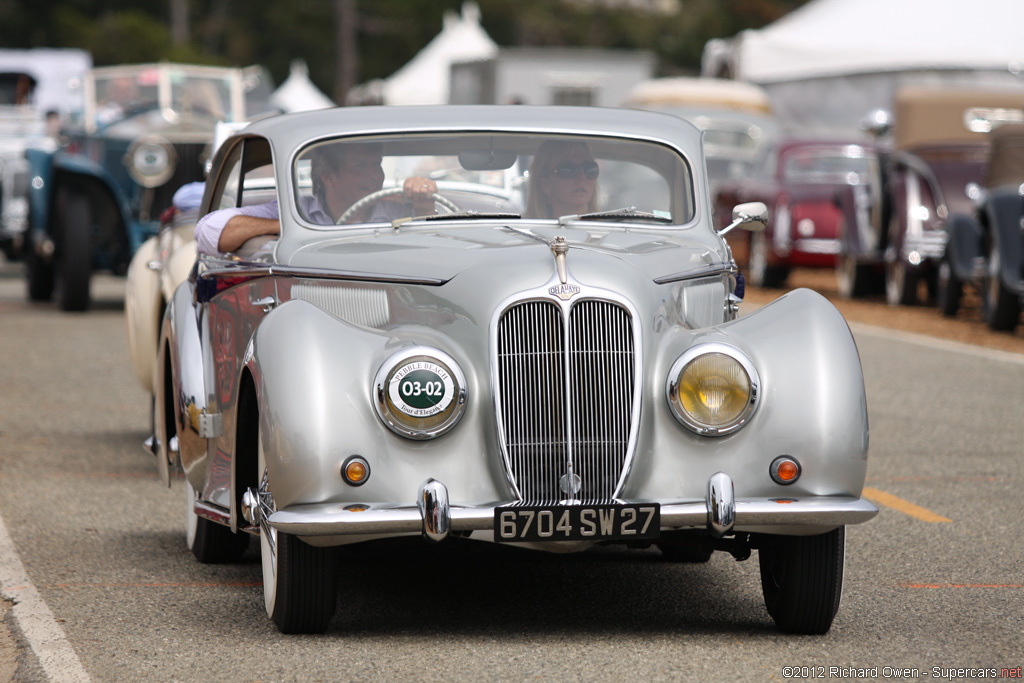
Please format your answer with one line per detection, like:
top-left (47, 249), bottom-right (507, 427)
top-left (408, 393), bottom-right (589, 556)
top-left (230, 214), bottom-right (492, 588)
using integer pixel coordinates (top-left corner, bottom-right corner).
top-left (550, 160), bottom-right (599, 180)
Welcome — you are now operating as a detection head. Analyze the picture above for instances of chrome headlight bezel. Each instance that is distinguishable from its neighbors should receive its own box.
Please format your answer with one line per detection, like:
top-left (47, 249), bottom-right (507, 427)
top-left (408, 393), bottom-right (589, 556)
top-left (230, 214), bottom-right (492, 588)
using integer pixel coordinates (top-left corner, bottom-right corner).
top-left (124, 135), bottom-right (177, 188)
top-left (374, 346), bottom-right (467, 440)
top-left (666, 342), bottom-right (760, 437)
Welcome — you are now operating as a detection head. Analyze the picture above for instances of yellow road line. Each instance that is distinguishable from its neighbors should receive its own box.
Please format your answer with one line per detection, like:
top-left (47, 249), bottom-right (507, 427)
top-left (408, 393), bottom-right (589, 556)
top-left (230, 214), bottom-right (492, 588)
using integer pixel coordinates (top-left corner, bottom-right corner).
top-left (862, 487), bottom-right (952, 523)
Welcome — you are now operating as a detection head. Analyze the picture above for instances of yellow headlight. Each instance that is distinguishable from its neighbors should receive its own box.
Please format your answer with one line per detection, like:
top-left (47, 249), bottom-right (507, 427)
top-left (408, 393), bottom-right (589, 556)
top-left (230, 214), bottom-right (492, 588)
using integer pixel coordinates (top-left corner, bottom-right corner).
top-left (667, 345), bottom-right (759, 436)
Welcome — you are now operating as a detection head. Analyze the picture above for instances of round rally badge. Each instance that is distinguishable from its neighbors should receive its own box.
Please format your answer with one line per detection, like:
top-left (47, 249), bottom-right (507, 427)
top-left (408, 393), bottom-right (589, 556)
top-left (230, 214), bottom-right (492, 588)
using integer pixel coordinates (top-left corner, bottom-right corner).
top-left (387, 360), bottom-right (456, 418)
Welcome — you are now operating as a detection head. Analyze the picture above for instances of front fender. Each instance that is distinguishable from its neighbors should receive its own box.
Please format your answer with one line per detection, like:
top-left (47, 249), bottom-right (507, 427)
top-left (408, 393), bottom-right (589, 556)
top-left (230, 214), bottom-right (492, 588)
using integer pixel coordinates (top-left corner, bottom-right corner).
top-left (160, 225), bottom-right (197, 305)
top-left (984, 188), bottom-right (1024, 291)
top-left (630, 288), bottom-right (869, 506)
top-left (163, 279), bottom-right (210, 485)
top-left (835, 183), bottom-right (880, 258)
top-left (945, 212), bottom-right (983, 280)
top-left (125, 235), bottom-right (161, 394)
top-left (25, 147), bottom-right (55, 232)
top-left (247, 300), bottom-right (396, 511)
top-left (246, 299), bottom-right (503, 512)
top-left (33, 149), bottom-right (139, 243)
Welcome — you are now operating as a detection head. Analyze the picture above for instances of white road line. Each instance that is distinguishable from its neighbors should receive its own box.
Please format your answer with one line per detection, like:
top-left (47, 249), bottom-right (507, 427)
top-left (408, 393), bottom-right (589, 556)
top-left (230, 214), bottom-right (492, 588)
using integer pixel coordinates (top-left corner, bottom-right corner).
top-left (0, 510), bottom-right (91, 683)
top-left (848, 321), bottom-right (1024, 366)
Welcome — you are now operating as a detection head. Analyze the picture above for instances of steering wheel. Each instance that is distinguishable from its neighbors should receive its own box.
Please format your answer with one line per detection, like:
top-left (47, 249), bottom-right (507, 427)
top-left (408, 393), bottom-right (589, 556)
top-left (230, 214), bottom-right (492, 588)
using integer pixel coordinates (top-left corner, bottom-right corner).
top-left (336, 187), bottom-right (461, 225)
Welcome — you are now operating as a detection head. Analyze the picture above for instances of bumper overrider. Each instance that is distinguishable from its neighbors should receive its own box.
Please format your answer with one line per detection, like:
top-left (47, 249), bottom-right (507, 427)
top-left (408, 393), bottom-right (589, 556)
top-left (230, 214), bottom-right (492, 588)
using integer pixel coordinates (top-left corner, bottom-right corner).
top-left (247, 472), bottom-right (878, 543)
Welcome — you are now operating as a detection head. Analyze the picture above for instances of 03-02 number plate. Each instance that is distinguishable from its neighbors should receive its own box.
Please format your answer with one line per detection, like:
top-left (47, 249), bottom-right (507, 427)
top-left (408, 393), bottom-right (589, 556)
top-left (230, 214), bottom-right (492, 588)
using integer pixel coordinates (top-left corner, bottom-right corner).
top-left (494, 503), bottom-right (660, 543)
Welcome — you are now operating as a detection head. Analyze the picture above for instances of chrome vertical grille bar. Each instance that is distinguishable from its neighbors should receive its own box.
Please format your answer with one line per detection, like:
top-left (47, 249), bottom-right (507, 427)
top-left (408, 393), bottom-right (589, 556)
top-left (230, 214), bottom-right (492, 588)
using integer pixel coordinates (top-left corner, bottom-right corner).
top-left (568, 301), bottom-right (634, 503)
top-left (497, 301), bottom-right (566, 502)
top-left (497, 298), bottom-right (635, 504)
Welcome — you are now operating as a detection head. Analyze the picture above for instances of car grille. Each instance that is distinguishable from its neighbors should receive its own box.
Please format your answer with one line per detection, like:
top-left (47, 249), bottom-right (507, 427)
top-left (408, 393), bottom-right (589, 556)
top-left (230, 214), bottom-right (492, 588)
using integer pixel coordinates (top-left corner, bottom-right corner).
top-left (153, 142), bottom-right (208, 215)
top-left (496, 298), bottom-right (637, 504)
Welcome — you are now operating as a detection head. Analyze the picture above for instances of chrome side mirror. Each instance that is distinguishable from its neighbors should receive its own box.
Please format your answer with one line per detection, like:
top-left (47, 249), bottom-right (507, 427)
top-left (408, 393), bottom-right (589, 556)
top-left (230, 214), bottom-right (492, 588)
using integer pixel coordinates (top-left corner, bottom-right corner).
top-left (860, 109), bottom-right (893, 138)
top-left (719, 201), bottom-right (768, 236)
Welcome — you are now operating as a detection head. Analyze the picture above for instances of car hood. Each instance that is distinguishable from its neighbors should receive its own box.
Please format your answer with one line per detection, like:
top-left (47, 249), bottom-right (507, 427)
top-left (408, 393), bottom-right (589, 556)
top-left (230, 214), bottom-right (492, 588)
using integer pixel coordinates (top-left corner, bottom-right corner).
top-left (98, 110), bottom-right (219, 142)
top-left (281, 222), bottom-right (728, 284)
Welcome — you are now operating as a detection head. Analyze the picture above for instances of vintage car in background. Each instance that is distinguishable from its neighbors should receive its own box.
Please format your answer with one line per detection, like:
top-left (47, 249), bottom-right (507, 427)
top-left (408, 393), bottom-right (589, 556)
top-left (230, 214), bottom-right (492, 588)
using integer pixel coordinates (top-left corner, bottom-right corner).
top-left (0, 48), bottom-right (90, 260)
top-left (622, 77), bottom-right (779, 200)
top-left (125, 121), bottom-right (250, 399)
top-left (21, 62), bottom-right (274, 311)
top-left (712, 137), bottom-right (881, 289)
top-left (940, 122), bottom-right (1024, 331)
top-left (154, 105), bottom-right (876, 634)
top-left (874, 87), bottom-right (1024, 306)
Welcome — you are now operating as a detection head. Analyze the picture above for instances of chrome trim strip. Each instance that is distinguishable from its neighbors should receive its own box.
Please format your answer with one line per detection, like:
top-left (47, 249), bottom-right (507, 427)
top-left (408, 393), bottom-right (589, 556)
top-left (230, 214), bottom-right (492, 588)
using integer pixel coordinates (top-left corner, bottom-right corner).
top-left (265, 496), bottom-right (879, 536)
top-left (194, 499), bottom-right (232, 526)
top-left (653, 262), bottom-right (736, 285)
top-left (903, 230), bottom-right (948, 260)
top-left (195, 264), bottom-right (447, 301)
top-left (793, 238), bottom-right (841, 255)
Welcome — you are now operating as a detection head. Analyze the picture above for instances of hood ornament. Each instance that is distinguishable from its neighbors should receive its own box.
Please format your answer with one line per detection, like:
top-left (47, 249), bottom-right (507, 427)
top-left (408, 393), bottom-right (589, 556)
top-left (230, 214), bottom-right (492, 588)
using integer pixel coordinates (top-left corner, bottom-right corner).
top-left (551, 236), bottom-right (569, 284)
top-left (547, 236), bottom-right (580, 300)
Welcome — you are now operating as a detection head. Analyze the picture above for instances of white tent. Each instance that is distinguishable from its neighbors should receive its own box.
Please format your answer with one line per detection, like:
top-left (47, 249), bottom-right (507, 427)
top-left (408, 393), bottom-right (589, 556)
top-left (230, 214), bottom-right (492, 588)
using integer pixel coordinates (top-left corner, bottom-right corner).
top-left (270, 60), bottom-right (335, 113)
top-left (703, 0), bottom-right (1024, 132)
top-left (0, 48), bottom-right (91, 115)
top-left (347, 2), bottom-right (497, 106)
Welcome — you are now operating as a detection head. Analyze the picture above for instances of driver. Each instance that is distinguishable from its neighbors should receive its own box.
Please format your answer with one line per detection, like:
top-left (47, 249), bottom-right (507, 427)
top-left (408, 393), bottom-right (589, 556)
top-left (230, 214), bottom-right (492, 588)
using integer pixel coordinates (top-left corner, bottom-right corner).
top-left (194, 142), bottom-right (437, 255)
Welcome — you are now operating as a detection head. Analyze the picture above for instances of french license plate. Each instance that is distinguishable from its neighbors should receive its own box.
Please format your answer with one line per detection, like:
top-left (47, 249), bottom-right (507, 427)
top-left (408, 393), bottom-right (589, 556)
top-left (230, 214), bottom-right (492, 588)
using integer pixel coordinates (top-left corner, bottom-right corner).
top-left (494, 503), bottom-right (660, 543)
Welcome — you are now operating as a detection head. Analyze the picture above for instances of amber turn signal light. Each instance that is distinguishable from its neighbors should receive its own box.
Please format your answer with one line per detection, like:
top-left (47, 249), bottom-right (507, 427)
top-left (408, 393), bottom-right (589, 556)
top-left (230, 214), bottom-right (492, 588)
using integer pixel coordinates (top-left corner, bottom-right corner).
top-left (342, 456), bottom-right (370, 486)
top-left (769, 456), bottom-right (801, 485)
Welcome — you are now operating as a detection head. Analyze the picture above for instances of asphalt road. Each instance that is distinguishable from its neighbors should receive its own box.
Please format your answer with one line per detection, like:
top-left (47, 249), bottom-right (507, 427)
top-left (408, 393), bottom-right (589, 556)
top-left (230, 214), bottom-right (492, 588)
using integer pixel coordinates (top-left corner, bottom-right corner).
top-left (0, 263), bottom-right (1022, 683)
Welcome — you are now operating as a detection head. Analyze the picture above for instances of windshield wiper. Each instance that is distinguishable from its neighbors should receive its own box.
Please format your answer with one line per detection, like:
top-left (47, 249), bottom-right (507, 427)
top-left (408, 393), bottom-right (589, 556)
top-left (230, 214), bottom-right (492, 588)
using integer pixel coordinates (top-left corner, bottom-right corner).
top-left (422, 212), bottom-right (522, 221)
top-left (391, 212), bottom-right (522, 228)
top-left (573, 207), bottom-right (674, 224)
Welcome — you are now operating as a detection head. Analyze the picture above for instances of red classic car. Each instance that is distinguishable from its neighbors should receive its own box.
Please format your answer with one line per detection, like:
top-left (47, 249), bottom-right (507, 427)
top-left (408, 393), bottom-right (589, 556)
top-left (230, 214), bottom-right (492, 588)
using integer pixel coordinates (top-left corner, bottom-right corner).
top-left (713, 137), bottom-right (881, 288)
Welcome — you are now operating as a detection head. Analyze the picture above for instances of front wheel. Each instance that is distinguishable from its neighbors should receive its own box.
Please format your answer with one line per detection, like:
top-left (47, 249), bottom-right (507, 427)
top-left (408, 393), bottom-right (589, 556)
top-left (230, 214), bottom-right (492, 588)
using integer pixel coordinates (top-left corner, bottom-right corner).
top-left (935, 256), bottom-right (962, 317)
top-left (758, 527), bottom-right (845, 634)
top-left (885, 258), bottom-right (918, 306)
top-left (24, 230), bottom-right (55, 302)
top-left (54, 188), bottom-right (93, 312)
top-left (257, 429), bottom-right (338, 633)
top-left (835, 253), bottom-right (864, 299)
top-left (747, 230), bottom-right (789, 288)
top-left (185, 477), bottom-right (249, 563)
top-left (983, 241), bottom-right (1021, 332)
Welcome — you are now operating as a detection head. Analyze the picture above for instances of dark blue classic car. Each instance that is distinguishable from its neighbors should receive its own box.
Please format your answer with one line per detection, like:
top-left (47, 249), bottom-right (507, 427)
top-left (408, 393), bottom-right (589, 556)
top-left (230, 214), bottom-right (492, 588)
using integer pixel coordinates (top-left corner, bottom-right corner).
top-left (940, 122), bottom-right (1024, 331)
top-left (22, 62), bottom-right (273, 310)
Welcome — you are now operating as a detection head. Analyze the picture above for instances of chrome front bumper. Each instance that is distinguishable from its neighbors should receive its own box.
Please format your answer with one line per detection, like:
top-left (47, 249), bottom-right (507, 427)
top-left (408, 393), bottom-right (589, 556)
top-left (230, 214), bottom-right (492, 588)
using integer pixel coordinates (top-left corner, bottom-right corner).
top-left (793, 237), bottom-right (841, 255)
top-left (261, 472), bottom-right (878, 542)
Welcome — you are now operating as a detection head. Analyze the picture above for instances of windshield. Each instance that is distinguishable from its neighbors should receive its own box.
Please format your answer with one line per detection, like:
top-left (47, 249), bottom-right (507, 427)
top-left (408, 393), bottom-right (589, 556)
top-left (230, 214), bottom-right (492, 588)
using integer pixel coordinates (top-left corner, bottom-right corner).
top-left (781, 145), bottom-right (877, 184)
top-left (292, 132), bottom-right (695, 228)
top-left (92, 65), bottom-right (241, 127)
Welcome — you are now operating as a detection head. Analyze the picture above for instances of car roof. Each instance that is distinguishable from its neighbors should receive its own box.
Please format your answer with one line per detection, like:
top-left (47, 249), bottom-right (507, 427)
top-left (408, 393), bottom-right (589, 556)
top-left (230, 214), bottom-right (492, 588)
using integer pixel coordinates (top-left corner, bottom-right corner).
top-left (894, 86), bottom-right (1024, 150)
top-left (236, 104), bottom-right (705, 156)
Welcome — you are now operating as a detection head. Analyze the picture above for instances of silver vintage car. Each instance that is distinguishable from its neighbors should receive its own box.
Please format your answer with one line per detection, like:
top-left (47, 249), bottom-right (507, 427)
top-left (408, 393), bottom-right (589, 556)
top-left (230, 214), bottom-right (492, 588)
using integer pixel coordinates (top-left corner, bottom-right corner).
top-left (155, 105), bottom-right (876, 634)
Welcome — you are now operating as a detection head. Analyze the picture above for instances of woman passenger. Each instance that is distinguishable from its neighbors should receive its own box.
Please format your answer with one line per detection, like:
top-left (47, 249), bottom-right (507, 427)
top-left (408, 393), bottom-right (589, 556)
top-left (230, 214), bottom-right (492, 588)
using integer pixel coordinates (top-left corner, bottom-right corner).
top-left (525, 140), bottom-right (600, 218)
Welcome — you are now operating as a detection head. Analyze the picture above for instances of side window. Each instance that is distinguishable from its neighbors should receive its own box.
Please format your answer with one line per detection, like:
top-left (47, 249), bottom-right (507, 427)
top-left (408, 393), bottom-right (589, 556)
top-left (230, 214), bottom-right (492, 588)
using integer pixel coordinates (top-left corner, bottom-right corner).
top-left (753, 146), bottom-right (777, 180)
top-left (205, 137), bottom-right (276, 215)
top-left (241, 163), bottom-right (276, 207)
top-left (208, 141), bottom-right (243, 213)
